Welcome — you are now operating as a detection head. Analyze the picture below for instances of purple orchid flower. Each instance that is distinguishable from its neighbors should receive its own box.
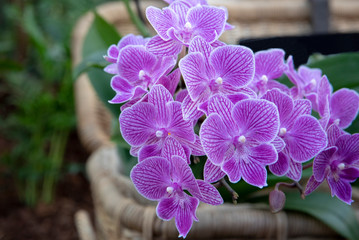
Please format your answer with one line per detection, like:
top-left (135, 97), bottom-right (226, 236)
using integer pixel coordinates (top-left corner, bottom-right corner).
top-left (320, 88), bottom-right (359, 130)
top-left (285, 56), bottom-right (323, 100)
top-left (120, 85), bottom-right (203, 161)
top-left (262, 89), bottom-right (327, 181)
top-left (146, 1), bottom-right (227, 56)
top-left (131, 137), bottom-right (223, 238)
top-left (200, 95), bottom-right (279, 187)
top-left (248, 48), bottom-right (289, 96)
top-left (179, 36), bottom-right (254, 120)
top-left (305, 124), bottom-right (359, 204)
top-left (109, 45), bottom-right (176, 104)
top-left (104, 34), bottom-right (148, 74)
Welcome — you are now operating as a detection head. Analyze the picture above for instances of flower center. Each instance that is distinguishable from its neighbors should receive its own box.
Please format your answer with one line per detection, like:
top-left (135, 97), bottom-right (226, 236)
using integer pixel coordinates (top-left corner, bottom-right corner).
top-left (238, 135), bottom-right (246, 143)
top-left (156, 130), bottom-right (164, 138)
top-left (338, 163), bottom-right (345, 170)
top-left (184, 22), bottom-right (192, 32)
top-left (310, 78), bottom-right (317, 87)
top-left (215, 77), bottom-right (223, 84)
top-left (138, 70), bottom-right (146, 80)
top-left (166, 186), bottom-right (174, 194)
top-left (279, 127), bottom-right (287, 136)
top-left (334, 119), bottom-right (340, 125)
top-left (260, 75), bottom-right (268, 83)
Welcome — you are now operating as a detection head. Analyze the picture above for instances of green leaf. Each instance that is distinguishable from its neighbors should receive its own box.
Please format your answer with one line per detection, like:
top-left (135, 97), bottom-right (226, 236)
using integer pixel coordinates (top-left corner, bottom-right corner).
top-left (285, 191), bottom-right (359, 240)
top-left (79, 11), bottom-right (122, 118)
top-left (23, 5), bottom-right (47, 58)
top-left (72, 50), bottom-right (107, 80)
top-left (307, 52), bottom-right (359, 133)
top-left (82, 12), bottom-right (121, 58)
top-left (86, 67), bottom-right (122, 118)
top-left (307, 52), bottom-right (359, 91)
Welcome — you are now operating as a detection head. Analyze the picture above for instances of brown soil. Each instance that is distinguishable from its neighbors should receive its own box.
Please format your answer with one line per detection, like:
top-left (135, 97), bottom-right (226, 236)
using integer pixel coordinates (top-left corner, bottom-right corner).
top-left (0, 131), bottom-right (93, 240)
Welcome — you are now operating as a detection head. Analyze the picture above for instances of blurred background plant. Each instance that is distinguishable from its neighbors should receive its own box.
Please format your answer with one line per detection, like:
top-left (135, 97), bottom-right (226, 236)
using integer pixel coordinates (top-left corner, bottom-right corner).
top-left (0, 0), bottom-right (111, 206)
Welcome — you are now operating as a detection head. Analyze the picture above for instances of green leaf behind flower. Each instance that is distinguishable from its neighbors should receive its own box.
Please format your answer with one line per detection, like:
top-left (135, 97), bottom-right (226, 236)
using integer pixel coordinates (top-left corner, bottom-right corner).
top-left (285, 191), bottom-right (359, 240)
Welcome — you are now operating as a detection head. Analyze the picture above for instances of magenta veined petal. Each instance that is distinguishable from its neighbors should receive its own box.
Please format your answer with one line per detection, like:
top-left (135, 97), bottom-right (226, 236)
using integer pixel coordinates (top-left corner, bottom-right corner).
top-left (179, 52), bottom-right (210, 101)
top-left (200, 114), bottom-right (233, 165)
top-left (210, 45), bottom-right (255, 88)
top-left (330, 88), bottom-right (359, 129)
top-left (254, 48), bottom-right (287, 81)
top-left (162, 137), bottom-right (189, 163)
top-left (146, 6), bottom-right (178, 41)
top-left (207, 94), bottom-right (237, 133)
top-left (304, 175), bottom-right (322, 196)
top-left (231, 99), bottom-right (280, 143)
top-left (130, 156), bottom-right (172, 200)
top-left (120, 102), bottom-right (156, 146)
top-left (203, 159), bottom-right (226, 183)
top-left (186, 5), bottom-right (226, 43)
top-left (156, 194), bottom-right (199, 238)
top-left (327, 175), bottom-right (353, 204)
top-left (167, 101), bottom-right (196, 143)
top-left (286, 115), bottom-right (327, 163)
top-left (148, 84), bottom-right (173, 125)
top-left (269, 151), bottom-right (290, 176)
top-left (221, 156), bottom-right (242, 183)
top-left (241, 161), bottom-right (267, 188)
top-left (146, 35), bottom-right (183, 56)
top-left (196, 179), bottom-right (223, 205)
top-left (171, 156), bottom-right (201, 198)
top-left (313, 146), bottom-right (337, 182)
top-left (117, 45), bottom-right (157, 82)
top-left (261, 89), bottom-right (293, 123)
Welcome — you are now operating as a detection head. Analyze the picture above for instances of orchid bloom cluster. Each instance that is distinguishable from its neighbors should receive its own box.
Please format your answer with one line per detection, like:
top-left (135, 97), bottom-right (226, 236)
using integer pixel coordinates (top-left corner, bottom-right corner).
top-left (103, 0), bottom-right (359, 238)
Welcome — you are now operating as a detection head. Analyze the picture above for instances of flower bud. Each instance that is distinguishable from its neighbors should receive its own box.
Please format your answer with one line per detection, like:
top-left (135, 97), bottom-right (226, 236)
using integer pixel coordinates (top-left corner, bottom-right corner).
top-left (269, 189), bottom-right (286, 213)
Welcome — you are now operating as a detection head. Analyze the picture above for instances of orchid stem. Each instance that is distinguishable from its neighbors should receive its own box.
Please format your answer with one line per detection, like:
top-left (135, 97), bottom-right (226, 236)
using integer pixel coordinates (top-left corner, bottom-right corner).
top-left (219, 178), bottom-right (239, 204)
top-left (303, 162), bottom-right (313, 170)
top-left (275, 181), bottom-right (305, 199)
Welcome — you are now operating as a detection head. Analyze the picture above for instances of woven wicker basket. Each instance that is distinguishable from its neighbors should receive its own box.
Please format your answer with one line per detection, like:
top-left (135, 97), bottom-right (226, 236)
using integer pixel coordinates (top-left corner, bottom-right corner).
top-left (72, 1), bottom-right (359, 239)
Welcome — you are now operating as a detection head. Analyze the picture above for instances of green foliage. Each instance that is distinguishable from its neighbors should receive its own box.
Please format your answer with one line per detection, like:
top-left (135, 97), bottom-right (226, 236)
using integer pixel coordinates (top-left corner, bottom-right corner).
top-left (285, 192), bottom-right (359, 240)
top-left (0, 0), bottom-right (111, 206)
top-left (79, 12), bottom-right (123, 118)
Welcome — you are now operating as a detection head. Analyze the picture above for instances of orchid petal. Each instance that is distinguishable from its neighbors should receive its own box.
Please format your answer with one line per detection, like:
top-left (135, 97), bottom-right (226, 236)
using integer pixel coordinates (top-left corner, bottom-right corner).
top-left (196, 179), bottom-right (223, 205)
top-left (313, 146), bottom-right (337, 182)
top-left (180, 52), bottom-right (210, 101)
top-left (130, 156), bottom-right (171, 200)
top-left (269, 152), bottom-right (290, 176)
top-left (241, 161), bottom-right (267, 188)
top-left (330, 88), bottom-right (359, 129)
top-left (146, 35), bottom-right (183, 56)
top-left (304, 175), bottom-right (322, 196)
top-left (204, 159), bottom-right (226, 183)
top-left (327, 176), bottom-right (353, 204)
top-left (200, 114), bottom-right (233, 165)
top-left (286, 115), bottom-right (327, 163)
top-left (187, 5), bottom-right (226, 43)
top-left (232, 99), bottom-right (279, 143)
top-left (210, 45), bottom-right (254, 88)
top-left (120, 102), bottom-right (156, 146)
top-left (168, 101), bottom-right (196, 142)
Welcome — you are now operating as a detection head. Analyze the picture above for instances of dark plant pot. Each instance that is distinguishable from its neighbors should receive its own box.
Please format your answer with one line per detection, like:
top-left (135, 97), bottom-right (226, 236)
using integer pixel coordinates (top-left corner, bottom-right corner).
top-left (239, 32), bottom-right (359, 67)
